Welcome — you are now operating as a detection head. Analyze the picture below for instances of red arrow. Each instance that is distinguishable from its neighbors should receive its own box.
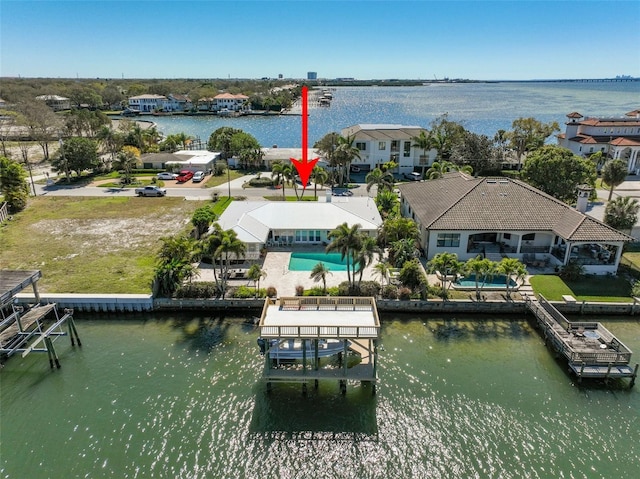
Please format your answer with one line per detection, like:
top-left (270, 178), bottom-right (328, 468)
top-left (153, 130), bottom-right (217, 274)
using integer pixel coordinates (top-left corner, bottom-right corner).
top-left (290, 85), bottom-right (319, 189)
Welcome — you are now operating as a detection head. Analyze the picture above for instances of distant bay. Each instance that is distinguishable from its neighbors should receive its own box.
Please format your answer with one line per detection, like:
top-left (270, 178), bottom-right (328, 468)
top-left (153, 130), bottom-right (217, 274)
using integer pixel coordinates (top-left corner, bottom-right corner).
top-left (144, 82), bottom-right (639, 148)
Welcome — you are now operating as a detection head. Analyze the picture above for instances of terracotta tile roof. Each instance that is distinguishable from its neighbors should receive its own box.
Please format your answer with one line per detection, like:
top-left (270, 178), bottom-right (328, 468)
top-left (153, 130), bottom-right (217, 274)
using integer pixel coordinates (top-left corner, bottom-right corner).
top-left (626, 109), bottom-right (640, 117)
top-left (567, 111), bottom-right (583, 119)
top-left (610, 137), bottom-right (640, 146)
top-left (397, 172), bottom-right (633, 242)
top-left (214, 93), bottom-right (249, 100)
top-left (579, 117), bottom-right (640, 127)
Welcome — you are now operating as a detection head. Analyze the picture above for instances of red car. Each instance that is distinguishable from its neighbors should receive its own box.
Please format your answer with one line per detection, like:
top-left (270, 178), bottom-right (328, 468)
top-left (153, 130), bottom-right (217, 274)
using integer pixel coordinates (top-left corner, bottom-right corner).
top-left (176, 170), bottom-right (194, 183)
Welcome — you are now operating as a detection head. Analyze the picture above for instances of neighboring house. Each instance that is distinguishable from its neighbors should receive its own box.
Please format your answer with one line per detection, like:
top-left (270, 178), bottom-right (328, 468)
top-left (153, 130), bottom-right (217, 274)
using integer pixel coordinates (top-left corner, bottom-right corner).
top-left (397, 171), bottom-right (633, 275)
top-left (217, 197), bottom-right (383, 260)
top-left (141, 150), bottom-right (220, 171)
top-left (128, 94), bottom-right (167, 113)
top-left (340, 124), bottom-right (433, 176)
top-left (35, 95), bottom-right (70, 111)
top-left (557, 110), bottom-right (640, 173)
top-left (164, 94), bottom-right (192, 112)
top-left (213, 93), bottom-right (249, 112)
top-left (228, 147), bottom-right (321, 170)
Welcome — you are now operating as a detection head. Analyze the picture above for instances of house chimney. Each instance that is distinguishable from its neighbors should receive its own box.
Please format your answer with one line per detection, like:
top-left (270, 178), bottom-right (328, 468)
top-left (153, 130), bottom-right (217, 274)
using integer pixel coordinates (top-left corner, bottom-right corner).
top-left (576, 184), bottom-right (592, 213)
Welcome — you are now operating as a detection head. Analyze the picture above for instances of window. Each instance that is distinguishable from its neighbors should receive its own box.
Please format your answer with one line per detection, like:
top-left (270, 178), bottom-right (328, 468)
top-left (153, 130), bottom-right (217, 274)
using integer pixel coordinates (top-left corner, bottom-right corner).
top-left (523, 233), bottom-right (535, 241)
top-left (503, 233), bottom-right (511, 239)
top-left (378, 142), bottom-right (386, 150)
top-left (437, 233), bottom-right (460, 248)
top-left (391, 140), bottom-right (400, 152)
top-left (356, 142), bottom-right (366, 151)
top-left (404, 141), bottom-right (411, 157)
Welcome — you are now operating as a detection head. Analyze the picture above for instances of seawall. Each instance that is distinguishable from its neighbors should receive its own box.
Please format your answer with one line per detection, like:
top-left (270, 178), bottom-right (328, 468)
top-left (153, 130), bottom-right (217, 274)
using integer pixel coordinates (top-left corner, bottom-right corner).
top-left (14, 294), bottom-right (640, 317)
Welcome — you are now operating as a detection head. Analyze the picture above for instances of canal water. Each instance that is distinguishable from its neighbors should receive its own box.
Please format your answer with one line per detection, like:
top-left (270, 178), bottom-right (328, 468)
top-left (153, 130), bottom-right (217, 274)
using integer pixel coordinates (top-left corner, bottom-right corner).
top-left (1, 313), bottom-right (639, 478)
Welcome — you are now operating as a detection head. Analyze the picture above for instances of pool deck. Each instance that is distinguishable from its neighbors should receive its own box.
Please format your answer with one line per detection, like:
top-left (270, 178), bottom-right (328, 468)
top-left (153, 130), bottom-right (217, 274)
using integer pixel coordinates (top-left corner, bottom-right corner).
top-left (195, 251), bottom-right (379, 297)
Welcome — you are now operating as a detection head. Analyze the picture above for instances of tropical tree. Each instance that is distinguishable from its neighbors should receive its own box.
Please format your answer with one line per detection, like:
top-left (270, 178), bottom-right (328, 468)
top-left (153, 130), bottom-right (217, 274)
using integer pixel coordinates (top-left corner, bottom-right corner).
top-left (497, 258), bottom-right (527, 299)
top-left (0, 156), bottom-right (29, 213)
top-left (388, 237), bottom-right (419, 269)
top-left (208, 126), bottom-right (242, 159)
top-left (521, 145), bottom-right (596, 203)
top-left (113, 145), bottom-right (140, 184)
top-left (214, 228), bottom-right (247, 297)
top-left (399, 258), bottom-right (428, 294)
top-left (507, 117), bottom-right (560, 169)
top-left (310, 262), bottom-right (332, 294)
top-left (375, 189), bottom-right (400, 219)
top-left (427, 252), bottom-right (463, 299)
top-left (601, 159), bottom-right (629, 201)
top-left (97, 124), bottom-right (124, 162)
top-left (311, 165), bottom-right (329, 199)
top-left (412, 130), bottom-right (432, 176)
top-left (191, 205), bottom-right (217, 239)
top-left (271, 161), bottom-right (287, 200)
top-left (365, 167), bottom-right (395, 193)
top-left (464, 256), bottom-right (496, 301)
top-left (373, 262), bottom-right (390, 287)
top-left (153, 235), bottom-right (198, 297)
top-left (425, 160), bottom-right (464, 179)
top-left (604, 196), bottom-right (639, 234)
top-left (378, 217), bottom-right (420, 246)
top-left (334, 134), bottom-right (361, 186)
top-left (51, 136), bottom-right (100, 181)
top-left (355, 235), bottom-right (382, 285)
top-left (248, 264), bottom-right (267, 297)
top-left (326, 222), bottom-right (364, 289)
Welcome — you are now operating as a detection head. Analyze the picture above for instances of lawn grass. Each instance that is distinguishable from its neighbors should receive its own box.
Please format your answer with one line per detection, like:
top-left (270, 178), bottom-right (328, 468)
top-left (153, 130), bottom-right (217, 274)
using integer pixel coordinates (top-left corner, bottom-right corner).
top-left (0, 196), bottom-right (204, 293)
top-left (530, 274), bottom-right (633, 302)
top-left (204, 171), bottom-right (245, 187)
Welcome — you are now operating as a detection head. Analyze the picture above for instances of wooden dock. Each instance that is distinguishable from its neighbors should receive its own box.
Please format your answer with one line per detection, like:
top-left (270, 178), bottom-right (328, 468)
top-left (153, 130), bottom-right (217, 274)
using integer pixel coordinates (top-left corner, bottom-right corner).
top-left (1, 270), bottom-right (81, 368)
top-left (526, 295), bottom-right (638, 387)
top-left (257, 297), bottom-right (381, 395)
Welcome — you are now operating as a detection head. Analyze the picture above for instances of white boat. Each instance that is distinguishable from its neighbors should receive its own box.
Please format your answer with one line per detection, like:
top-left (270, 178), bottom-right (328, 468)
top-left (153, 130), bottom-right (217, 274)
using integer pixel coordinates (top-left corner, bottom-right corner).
top-left (257, 338), bottom-right (349, 360)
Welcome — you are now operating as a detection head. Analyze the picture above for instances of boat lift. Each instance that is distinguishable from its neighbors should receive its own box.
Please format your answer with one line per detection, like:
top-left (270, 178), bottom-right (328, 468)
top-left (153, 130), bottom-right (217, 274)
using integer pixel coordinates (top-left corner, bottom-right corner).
top-left (0, 270), bottom-right (81, 368)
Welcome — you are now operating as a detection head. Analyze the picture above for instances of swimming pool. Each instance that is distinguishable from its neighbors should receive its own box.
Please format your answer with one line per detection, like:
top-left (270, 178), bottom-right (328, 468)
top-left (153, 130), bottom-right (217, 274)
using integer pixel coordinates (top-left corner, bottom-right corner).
top-left (453, 274), bottom-right (519, 290)
top-left (288, 252), bottom-right (348, 271)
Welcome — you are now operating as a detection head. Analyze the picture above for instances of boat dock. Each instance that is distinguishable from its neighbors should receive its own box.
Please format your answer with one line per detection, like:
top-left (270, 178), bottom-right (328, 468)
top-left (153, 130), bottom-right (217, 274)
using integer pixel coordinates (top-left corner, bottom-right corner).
top-left (257, 296), bottom-right (381, 395)
top-left (526, 295), bottom-right (638, 387)
top-left (1, 270), bottom-right (81, 368)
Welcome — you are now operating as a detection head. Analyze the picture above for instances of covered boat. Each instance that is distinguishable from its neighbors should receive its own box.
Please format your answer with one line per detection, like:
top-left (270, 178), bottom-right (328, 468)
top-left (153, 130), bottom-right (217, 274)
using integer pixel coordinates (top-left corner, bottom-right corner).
top-left (257, 338), bottom-right (349, 360)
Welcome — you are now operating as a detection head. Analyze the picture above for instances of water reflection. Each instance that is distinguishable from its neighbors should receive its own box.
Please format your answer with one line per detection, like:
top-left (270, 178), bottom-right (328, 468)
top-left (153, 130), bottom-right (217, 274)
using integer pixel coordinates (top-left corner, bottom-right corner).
top-left (249, 382), bottom-right (378, 439)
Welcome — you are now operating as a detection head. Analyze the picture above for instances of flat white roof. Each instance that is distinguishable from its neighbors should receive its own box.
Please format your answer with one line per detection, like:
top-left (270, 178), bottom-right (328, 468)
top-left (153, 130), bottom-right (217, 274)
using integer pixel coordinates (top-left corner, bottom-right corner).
top-left (218, 198), bottom-right (383, 244)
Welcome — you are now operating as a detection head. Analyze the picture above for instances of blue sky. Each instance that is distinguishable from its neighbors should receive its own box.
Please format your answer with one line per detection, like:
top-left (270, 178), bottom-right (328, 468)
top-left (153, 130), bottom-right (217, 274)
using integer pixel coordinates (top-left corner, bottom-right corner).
top-left (1, 0), bottom-right (639, 80)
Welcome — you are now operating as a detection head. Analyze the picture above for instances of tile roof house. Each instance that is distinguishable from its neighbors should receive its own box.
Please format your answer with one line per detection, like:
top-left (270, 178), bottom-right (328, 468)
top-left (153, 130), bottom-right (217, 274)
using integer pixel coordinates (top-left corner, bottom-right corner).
top-left (340, 124), bottom-right (432, 176)
top-left (557, 110), bottom-right (640, 173)
top-left (397, 172), bottom-right (633, 274)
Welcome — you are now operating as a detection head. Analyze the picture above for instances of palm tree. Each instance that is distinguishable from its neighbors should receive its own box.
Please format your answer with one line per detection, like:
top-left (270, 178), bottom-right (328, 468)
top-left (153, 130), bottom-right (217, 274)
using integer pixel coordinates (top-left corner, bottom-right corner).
top-left (198, 223), bottom-right (224, 287)
top-left (377, 217), bottom-right (420, 247)
top-left (497, 257), bottom-right (527, 300)
top-left (365, 167), bottom-right (395, 194)
top-left (427, 252), bottom-right (462, 298)
top-left (271, 161), bottom-right (287, 200)
top-left (113, 145), bottom-right (140, 184)
top-left (311, 166), bottom-right (329, 199)
top-left (373, 261), bottom-right (390, 287)
top-left (604, 196), bottom-right (640, 234)
top-left (326, 222), bottom-right (363, 288)
top-left (425, 160), bottom-right (458, 179)
top-left (412, 130), bottom-right (431, 176)
top-left (335, 134), bottom-right (361, 187)
top-left (375, 190), bottom-right (400, 219)
top-left (282, 162), bottom-right (300, 200)
top-left (310, 262), bottom-right (332, 294)
top-left (464, 256), bottom-right (496, 301)
top-left (602, 159), bottom-right (629, 201)
top-left (247, 264), bottom-right (267, 297)
top-left (214, 229), bottom-right (247, 297)
top-left (355, 236), bottom-right (382, 285)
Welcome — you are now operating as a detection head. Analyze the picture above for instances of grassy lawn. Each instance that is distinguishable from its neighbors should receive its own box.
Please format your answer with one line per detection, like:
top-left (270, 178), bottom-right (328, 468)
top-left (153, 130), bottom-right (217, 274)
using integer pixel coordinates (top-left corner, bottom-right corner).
top-left (530, 275), bottom-right (633, 302)
top-left (204, 171), bottom-right (245, 187)
top-left (0, 196), bottom-right (204, 294)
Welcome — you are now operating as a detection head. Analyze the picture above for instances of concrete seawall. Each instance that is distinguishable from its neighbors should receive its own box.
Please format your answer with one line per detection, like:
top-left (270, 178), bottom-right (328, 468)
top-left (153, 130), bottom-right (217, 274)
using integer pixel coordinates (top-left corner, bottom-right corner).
top-left (14, 294), bottom-right (640, 317)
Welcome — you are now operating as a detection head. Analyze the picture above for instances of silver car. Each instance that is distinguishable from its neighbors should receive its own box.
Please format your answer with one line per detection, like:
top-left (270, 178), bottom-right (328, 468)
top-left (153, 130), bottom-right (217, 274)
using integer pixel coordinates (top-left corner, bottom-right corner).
top-left (157, 172), bottom-right (178, 180)
top-left (192, 171), bottom-right (205, 182)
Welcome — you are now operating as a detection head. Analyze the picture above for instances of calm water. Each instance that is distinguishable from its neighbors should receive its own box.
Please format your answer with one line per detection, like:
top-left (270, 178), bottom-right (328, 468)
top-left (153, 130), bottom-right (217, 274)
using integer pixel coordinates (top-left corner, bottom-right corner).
top-left (145, 82), bottom-right (640, 148)
top-left (1, 313), bottom-right (639, 478)
top-left (289, 252), bottom-right (348, 272)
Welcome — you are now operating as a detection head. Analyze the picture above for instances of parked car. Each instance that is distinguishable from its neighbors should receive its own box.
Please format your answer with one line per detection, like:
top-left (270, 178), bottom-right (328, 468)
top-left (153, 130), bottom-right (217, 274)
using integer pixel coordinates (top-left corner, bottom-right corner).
top-left (135, 185), bottom-right (166, 197)
top-left (157, 172), bottom-right (178, 180)
top-left (176, 170), bottom-right (194, 182)
top-left (403, 172), bottom-right (422, 181)
top-left (192, 171), bottom-right (205, 183)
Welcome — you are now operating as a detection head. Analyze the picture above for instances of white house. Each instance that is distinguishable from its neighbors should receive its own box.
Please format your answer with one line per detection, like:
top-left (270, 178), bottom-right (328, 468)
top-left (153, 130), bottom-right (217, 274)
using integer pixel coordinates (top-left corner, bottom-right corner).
top-left (35, 95), bottom-right (70, 111)
top-left (398, 171), bottom-right (633, 275)
top-left (128, 94), bottom-right (166, 113)
top-left (164, 94), bottom-right (192, 112)
top-left (340, 124), bottom-right (434, 176)
top-left (217, 197), bottom-right (383, 259)
top-left (557, 110), bottom-right (640, 173)
top-left (213, 93), bottom-right (250, 113)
